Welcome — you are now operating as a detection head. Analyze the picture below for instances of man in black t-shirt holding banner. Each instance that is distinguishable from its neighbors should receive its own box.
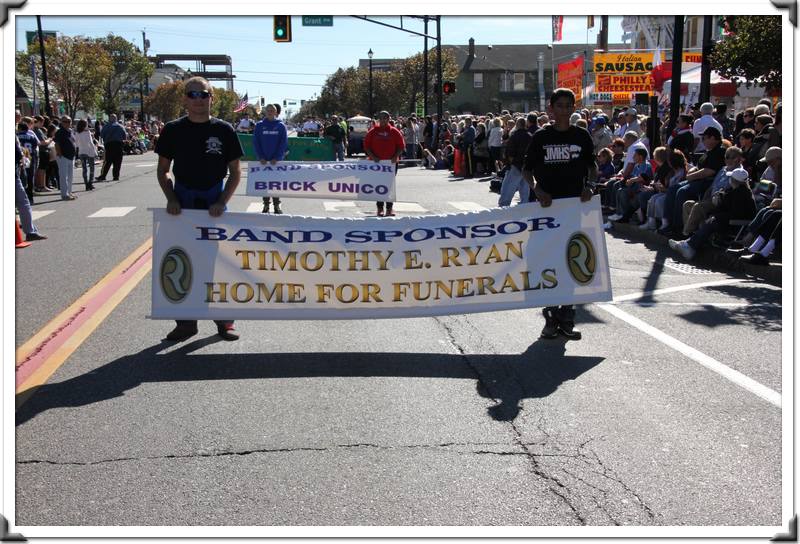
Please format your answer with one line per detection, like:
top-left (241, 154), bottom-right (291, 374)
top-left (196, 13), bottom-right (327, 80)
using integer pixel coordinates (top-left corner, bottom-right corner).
top-left (523, 88), bottom-right (596, 340)
top-left (155, 76), bottom-right (245, 342)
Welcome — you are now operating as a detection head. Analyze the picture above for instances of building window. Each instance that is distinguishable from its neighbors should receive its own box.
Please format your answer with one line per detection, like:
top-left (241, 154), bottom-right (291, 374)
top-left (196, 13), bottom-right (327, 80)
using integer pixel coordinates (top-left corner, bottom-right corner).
top-left (513, 73), bottom-right (525, 91)
top-left (473, 73), bottom-right (483, 88)
top-left (499, 72), bottom-right (512, 92)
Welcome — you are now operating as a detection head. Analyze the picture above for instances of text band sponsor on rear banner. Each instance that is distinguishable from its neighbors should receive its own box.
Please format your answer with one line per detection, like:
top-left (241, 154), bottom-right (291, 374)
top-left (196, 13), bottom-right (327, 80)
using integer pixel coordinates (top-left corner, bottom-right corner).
top-left (150, 198), bottom-right (612, 320)
top-left (246, 159), bottom-right (396, 201)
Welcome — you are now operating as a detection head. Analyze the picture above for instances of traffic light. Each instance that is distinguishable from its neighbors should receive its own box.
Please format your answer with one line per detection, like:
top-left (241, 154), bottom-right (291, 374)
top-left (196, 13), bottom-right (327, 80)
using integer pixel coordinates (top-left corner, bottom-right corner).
top-left (442, 81), bottom-right (456, 95)
top-left (273, 16), bottom-right (292, 42)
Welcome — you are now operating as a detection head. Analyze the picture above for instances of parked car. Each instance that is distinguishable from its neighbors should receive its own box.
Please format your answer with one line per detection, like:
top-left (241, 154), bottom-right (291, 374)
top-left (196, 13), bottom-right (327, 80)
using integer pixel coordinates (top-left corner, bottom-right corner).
top-left (346, 115), bottom-right (372, 157)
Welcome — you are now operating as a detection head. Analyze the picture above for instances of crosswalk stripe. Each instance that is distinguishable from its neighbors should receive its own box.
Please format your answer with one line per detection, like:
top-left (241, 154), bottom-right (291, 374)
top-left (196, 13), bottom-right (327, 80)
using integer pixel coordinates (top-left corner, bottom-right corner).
top-left (30, 210), bottom-right (55, 221)
top-left (323, 201), bottom-right (357, 212)
top-left (390, 202), bottom-right (428, 213)
top-left (88, 207), bottom-right (136, 218)
top-left (449, 201), bottom-right (489, 212)
top-left (135, 163), bottom-right (156, 167)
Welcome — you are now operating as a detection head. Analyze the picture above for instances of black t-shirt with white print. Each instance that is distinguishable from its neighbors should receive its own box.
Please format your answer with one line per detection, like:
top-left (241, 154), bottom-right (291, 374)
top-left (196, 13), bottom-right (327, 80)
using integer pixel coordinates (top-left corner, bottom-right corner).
top-left (523, 124), bottom-right (596, 199)
top-left (155, 116), bottom-right (243, 191)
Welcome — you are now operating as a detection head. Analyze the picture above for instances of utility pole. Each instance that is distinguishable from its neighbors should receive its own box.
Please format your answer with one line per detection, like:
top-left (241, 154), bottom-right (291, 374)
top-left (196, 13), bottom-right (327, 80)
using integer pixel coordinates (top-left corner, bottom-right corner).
top-left (599, 16), bottom-right (609, 50)
top-left (423, 16), bottom-right (429, 116)
top-left (436, 16), bottom-right (442, 120)
top-left (140, 30), bottom-right (148, 121)
top-left (667, 16), bottom-right (685, 136)
top-left (699, 16), bottom-right (713, 104)
top-left (36, 16), bottom-right (52, 117)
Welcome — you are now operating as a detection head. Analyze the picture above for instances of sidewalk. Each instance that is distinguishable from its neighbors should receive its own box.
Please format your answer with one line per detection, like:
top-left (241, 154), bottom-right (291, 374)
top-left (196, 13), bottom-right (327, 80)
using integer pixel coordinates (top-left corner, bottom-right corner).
top-left (608, 222), bottom-right (782, 287)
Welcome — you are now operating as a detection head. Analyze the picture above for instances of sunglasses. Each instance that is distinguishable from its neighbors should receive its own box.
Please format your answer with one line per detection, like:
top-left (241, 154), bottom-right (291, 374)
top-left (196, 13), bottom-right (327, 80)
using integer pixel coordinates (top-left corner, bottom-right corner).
top-left (186, 90), bottom-right (211, 99)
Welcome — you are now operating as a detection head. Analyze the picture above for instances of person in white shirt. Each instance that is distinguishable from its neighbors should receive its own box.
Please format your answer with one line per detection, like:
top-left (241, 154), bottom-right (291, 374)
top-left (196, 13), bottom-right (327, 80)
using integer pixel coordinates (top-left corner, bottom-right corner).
top-left (613, 111), bottom-right (628, 137)
top-left (623, 108), bottom-right (642, 137)
top-left (302, 117), bottom-right (320, 137)
top-left (235, 115), bottom-right (253, 133)
top-left (74, 119), bottom-right (98, 190)
top-left (487, 118), bottom-right (504, 173)
top-left (691, 102), bottom-right (723, 153)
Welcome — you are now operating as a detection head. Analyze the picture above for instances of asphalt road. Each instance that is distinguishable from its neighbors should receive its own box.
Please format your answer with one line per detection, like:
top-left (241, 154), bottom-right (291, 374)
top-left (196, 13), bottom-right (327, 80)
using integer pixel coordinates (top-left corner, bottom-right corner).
top-left (13, 152), bottom-right (785, 534)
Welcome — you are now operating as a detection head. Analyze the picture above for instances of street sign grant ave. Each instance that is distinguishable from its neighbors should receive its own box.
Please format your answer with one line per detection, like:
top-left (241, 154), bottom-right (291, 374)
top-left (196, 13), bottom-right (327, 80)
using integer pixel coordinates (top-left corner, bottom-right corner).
top-left (302, 16), bottom-right (333, 26)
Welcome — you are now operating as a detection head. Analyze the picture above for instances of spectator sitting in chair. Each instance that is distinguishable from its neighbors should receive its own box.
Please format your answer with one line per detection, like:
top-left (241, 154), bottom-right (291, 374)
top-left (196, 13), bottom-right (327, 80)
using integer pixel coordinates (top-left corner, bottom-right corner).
top-left (669, 166), bottom-right (757, 261)
top-left (680, 145), bottom-right (744, 237)
top-left (606, 148), bottom-right (652, 224)
top-left (659, 125), bottom-right (726, 237)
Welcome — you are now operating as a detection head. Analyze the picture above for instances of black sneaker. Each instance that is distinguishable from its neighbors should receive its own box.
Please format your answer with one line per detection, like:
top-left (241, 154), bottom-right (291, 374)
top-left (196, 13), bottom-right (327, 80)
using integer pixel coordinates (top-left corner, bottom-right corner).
top-left (540, 308), bottom-right (559, 339)
top-left (262, 203), bottom-right (270, 213)
top-left (26, 232), bottom-right (47, 241)
top-left (273, 203), bottom-right (283, 214)
top-left (165, 324), bottom-right (198, 342)
top-left (558, 321), bottom-right (582, 340)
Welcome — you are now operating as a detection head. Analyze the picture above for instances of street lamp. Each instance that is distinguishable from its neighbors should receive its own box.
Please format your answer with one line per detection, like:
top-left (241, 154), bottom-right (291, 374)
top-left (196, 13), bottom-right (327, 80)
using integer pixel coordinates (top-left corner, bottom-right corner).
top-left (547, 44), bottom-right (554, 96)
top-left (368, 48), bottom-right (374, 118)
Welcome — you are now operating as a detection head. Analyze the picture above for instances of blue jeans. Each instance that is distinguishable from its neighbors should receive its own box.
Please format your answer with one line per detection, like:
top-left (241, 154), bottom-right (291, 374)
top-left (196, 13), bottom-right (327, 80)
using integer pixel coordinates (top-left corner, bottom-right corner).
top-left (636, 189), bottom-right (657, 215)
top-left (173, 181), bottom-right (232, 330)
top-left (615, 182), bottom-right (640, 217)
top-left (498, 166), bottom-right (530, 207)
top-left (669, 179), bottom-right (712, 230)
top-left (16, 169), bottom-right (39, 236)
top-left (80, 154), bottom-right (95, 183)
top-left (334, 142), bottom-right (345, 161)
top-left (56, 156), bottom-right (74, 198)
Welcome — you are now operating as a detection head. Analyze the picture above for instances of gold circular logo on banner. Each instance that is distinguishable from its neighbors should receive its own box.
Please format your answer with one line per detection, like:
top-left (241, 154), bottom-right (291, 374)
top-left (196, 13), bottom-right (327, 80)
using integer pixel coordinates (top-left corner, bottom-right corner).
top-left (160, 247), bottom-right (192, 303)
top-left (566, 232), bottom-right (596, 285)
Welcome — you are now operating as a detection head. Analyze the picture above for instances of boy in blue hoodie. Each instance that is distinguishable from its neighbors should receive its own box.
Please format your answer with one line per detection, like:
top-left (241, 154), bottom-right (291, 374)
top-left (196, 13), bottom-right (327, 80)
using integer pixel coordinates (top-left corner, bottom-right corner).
top-left (254, 103), bottom-right (289, 213)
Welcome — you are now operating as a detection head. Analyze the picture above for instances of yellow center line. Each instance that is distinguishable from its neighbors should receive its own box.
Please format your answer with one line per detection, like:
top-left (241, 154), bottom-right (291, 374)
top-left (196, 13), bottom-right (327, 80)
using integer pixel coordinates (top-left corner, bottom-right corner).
top-left (15, 238), bottom-right (154, 408)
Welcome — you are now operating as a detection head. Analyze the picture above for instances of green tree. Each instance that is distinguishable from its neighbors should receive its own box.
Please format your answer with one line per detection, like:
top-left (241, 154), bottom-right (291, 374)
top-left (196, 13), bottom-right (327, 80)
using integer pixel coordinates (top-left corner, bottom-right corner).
top-left (19, 35), bottom-right (113, 117)
top-left (708, 16), bottom-right (781, 91)
top-left (211, 87), bottom-right (242, 123)
top-left (313, 49), bottom-right (461, 119)
top-left (144, 80), bottom-right (185, 121)
top-left (95, 34), bottom-right (154, 116)
top-left (397, 49), bottom-right (459, 115)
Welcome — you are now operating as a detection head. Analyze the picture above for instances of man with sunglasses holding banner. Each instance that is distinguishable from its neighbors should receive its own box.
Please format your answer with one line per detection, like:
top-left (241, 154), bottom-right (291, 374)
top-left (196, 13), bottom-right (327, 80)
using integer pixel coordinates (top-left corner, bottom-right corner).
top-left (155, 76), bottom-right (244, 342)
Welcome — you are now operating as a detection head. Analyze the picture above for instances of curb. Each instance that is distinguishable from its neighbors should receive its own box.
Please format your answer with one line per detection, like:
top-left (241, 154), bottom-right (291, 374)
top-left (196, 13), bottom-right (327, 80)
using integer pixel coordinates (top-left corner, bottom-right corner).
top-left (607, 222), bottom-right (782, 287)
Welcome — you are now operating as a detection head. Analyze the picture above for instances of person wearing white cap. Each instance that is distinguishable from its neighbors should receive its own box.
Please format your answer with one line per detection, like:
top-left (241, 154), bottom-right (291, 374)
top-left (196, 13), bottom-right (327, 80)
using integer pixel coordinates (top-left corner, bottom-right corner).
top-left (680, 145), bottom-right (744, 236)
top-left (669, 166), bottom-right (756, 261)
top-left (692, 102), bottom-right (723, 153)
top-left (622, 108), bottom-right (641, 137)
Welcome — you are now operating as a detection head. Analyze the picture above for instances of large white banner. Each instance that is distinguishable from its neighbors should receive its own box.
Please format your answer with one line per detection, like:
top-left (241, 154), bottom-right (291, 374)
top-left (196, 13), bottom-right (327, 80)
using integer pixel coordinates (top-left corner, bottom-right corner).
top-left (245, 160), bottom-right (396, 201)
top-left (151, 198), bottom-right (612, 320)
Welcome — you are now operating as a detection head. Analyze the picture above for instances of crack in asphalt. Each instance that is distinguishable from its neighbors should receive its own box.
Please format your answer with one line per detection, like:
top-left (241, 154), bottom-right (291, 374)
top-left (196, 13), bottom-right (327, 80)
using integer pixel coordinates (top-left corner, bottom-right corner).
top-left (433, 315), bottom-right (588, 525)
top-left (17, 440), bottom-right (548, 467)
top-left (433, 314), bottom-right (659, 526)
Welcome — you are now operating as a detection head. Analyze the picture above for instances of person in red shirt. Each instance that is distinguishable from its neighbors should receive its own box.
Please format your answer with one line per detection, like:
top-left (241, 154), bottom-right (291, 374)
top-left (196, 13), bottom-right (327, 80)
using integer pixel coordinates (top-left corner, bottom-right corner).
top-left (364, 111), bottom-right (405, 216)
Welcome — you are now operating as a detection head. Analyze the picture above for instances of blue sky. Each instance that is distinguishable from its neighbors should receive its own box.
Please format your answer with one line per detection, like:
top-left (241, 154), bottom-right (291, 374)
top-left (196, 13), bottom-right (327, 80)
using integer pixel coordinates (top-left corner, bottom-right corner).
top-left (16, 16), bottom-right (624, 105)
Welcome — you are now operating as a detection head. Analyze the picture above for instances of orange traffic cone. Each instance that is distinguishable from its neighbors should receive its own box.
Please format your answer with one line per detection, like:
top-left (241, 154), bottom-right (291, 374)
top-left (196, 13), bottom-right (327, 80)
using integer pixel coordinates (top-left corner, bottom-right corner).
top-left (15, 218), bottom-right (31, 249)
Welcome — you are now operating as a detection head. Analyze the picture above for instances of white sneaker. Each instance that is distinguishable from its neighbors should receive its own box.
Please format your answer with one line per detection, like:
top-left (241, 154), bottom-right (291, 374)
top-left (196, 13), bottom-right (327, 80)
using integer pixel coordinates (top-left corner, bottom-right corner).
top-left (607, 213), bottom-right (622, 221)
top-left (603, 221), bottom-right (613, 230)
top-left (639, 217), bottom-right (657, 230)
top-left (669, 239), bottom-right (696, 261)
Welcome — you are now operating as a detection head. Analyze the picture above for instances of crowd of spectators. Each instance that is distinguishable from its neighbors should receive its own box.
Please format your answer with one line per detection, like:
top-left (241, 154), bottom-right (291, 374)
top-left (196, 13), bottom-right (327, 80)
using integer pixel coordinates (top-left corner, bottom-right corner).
top-left (14, 110), bottom-right (165, 244)
top-left (348, 97), bottom-right (782, 269)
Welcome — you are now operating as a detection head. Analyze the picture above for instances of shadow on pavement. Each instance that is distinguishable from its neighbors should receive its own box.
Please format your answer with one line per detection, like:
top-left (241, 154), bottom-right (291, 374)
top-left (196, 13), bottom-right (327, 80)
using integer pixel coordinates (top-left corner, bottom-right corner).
top-left (16, 337), bottom-right (603, 426)
top-left (678, 283), bottom-right (782, 332)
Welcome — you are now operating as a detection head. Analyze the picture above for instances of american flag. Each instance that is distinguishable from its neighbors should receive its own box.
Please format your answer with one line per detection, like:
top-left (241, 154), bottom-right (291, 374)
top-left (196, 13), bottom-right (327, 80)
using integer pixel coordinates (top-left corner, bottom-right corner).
top-left (234, 93), bottom-right (249, 113)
